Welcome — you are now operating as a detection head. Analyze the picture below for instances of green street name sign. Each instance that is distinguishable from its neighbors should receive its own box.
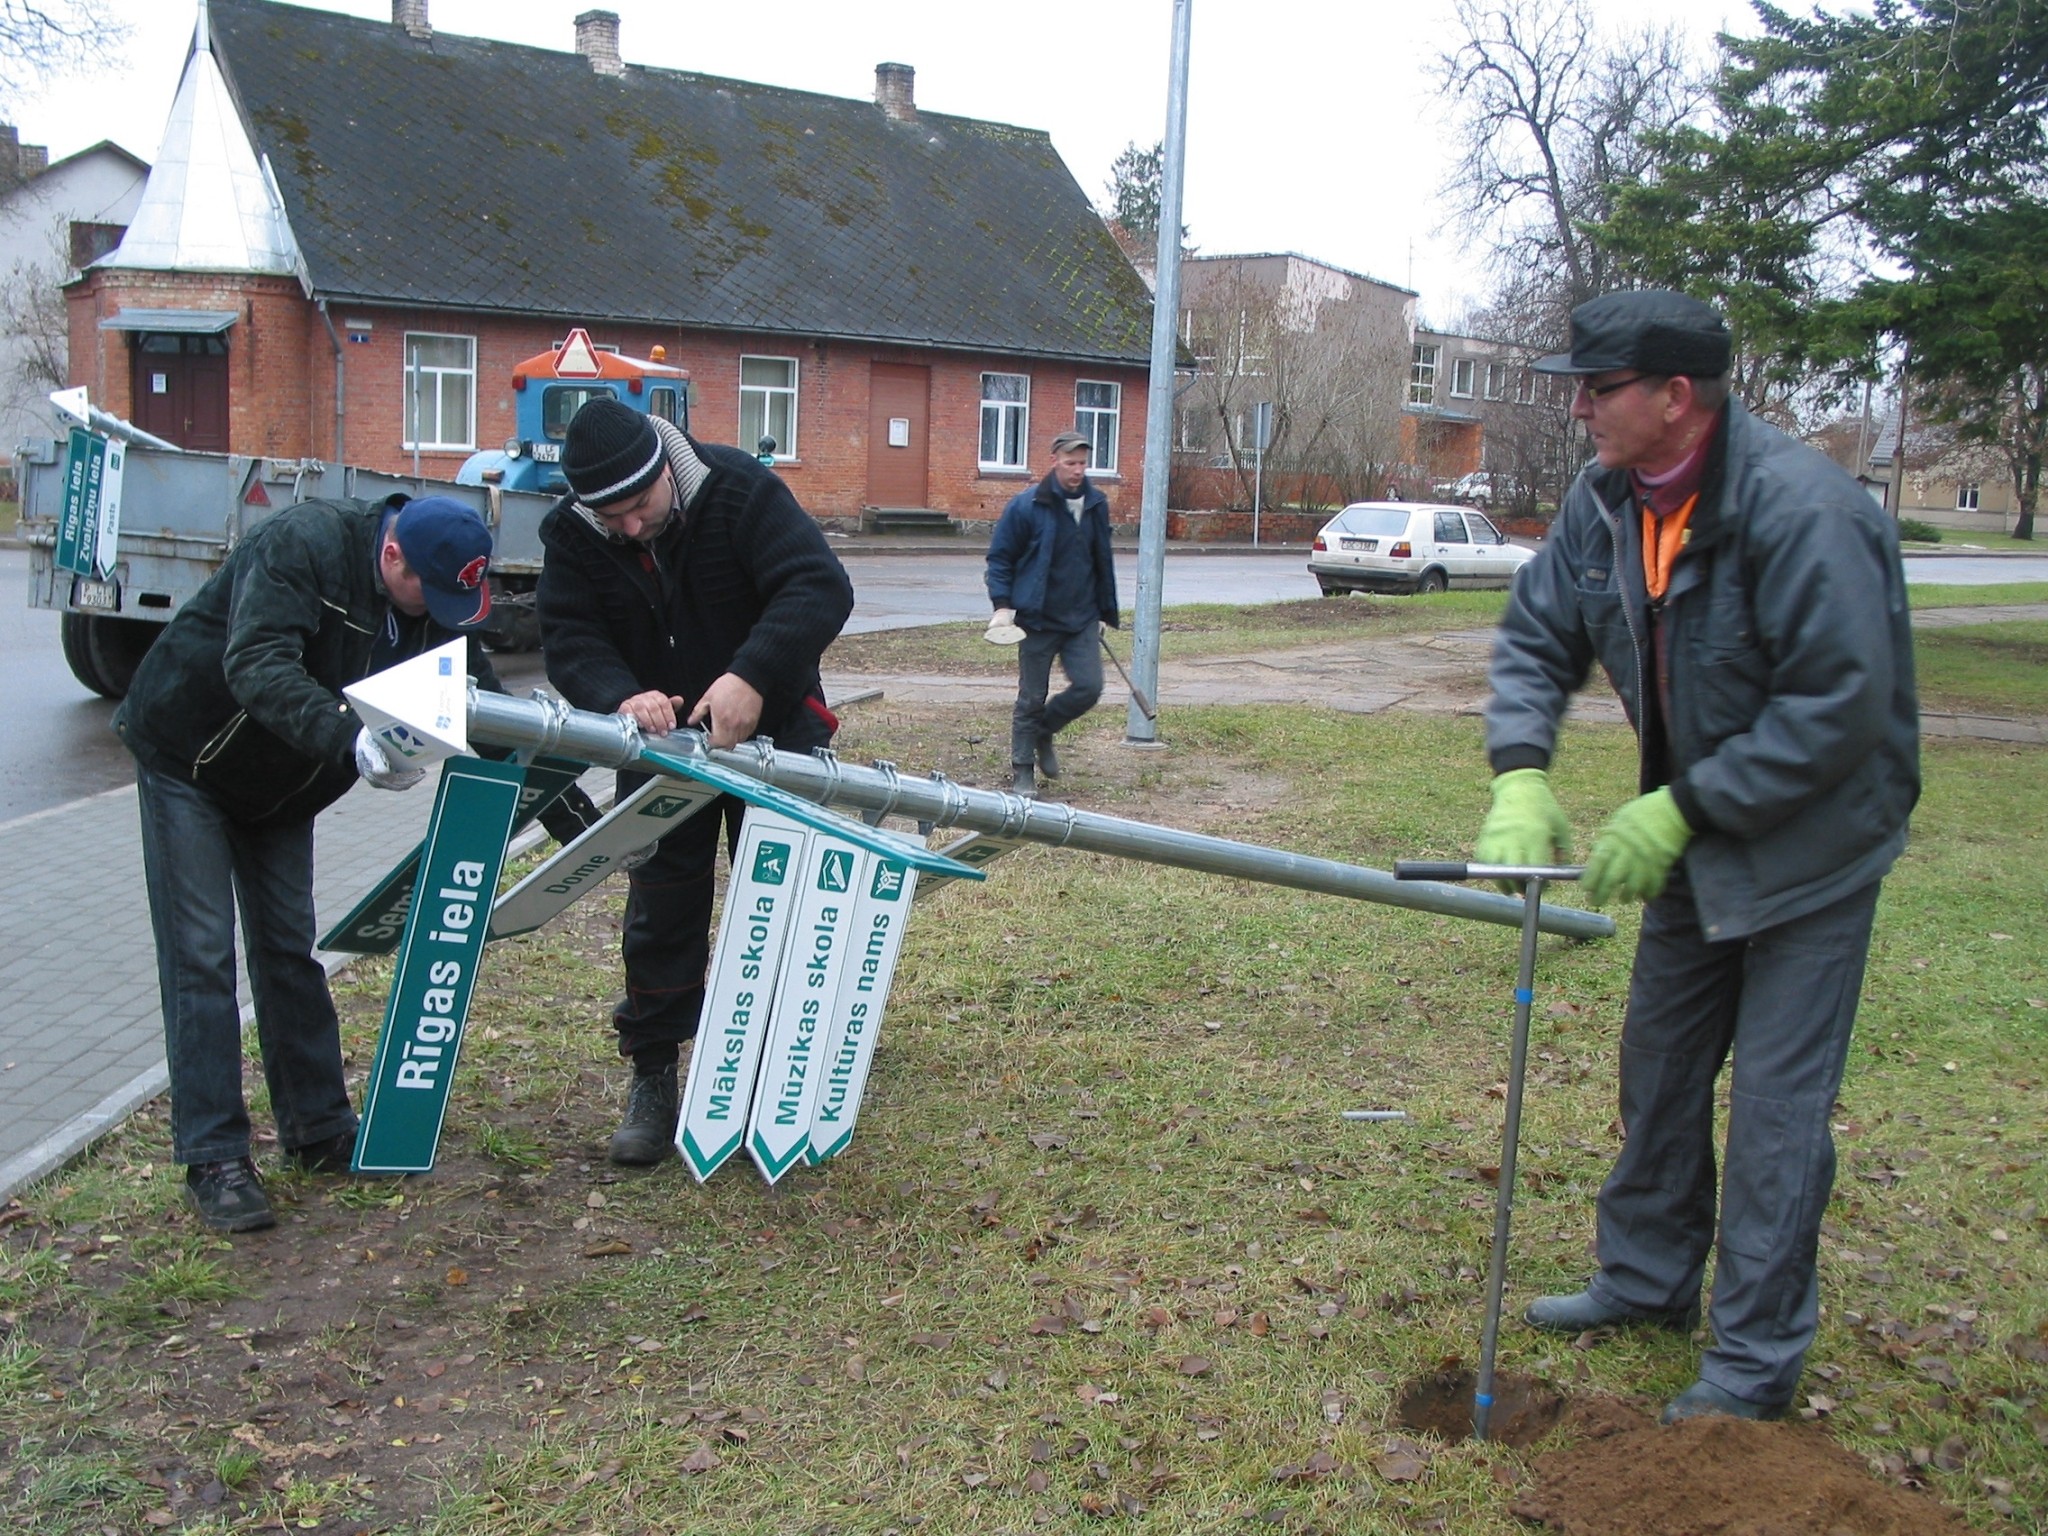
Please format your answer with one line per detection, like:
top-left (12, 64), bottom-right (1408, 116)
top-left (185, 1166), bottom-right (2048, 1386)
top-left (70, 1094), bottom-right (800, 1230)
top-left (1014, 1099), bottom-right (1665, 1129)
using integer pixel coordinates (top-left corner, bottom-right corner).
top-left (54, 427), bottom-right (125, 580)
top-left (352, 758), bottom-right (523, 1173)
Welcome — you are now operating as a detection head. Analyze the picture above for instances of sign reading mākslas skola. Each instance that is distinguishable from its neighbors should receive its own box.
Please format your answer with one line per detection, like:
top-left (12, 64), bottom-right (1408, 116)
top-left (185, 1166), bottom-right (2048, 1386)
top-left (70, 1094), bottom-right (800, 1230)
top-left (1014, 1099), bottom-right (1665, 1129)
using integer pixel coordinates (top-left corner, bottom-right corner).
top-left (677, 809), bottom-right (810, 1181)
top-left (352, 758), bottom-right (523, 1173)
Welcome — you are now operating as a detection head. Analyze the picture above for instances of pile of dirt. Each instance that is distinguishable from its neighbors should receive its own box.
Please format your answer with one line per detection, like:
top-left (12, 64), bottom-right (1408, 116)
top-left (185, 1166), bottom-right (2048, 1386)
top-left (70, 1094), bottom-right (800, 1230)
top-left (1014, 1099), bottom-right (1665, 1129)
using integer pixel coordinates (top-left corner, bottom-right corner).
top-left (1512, 1398), bottom-right (1979, 1535)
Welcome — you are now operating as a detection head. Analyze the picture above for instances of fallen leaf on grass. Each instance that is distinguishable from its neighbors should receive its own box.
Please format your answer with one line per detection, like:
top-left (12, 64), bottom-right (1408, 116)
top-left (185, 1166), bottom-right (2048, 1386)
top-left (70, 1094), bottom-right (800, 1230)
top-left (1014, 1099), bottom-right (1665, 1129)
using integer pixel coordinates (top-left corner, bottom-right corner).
top-left (910, 1331), bottom-right (955, 1350)
top-left (1374, 1437), bottom-right (1431, 1483)
top-left (1248, 1311), bottom-right (1271, 1337)
top-left (1271, 1450), bottom-right (1340, 1484)
top-left (582, 1240), bottom-right (632, 1258)
top-left (1028, 1315), bottom-right (1067, 1336)
top-left (680, 1445), bottom-right (720, 1475)
top-left (1178, 1355), bottom-right (1214, 1377)
top-left (444, 1267), bottom-right (468, 1286)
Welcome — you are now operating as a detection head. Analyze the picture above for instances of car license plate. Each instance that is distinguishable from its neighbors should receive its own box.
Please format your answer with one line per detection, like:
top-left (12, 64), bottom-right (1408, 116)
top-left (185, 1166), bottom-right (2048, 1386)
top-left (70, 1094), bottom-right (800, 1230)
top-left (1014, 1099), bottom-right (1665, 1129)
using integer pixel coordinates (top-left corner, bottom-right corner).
top-left (72, 576), bottom-right (119, 612)
top-left (529, 441), bottom-right (561, 463)
top-left (1340, 537), bottom-right (1376, 552)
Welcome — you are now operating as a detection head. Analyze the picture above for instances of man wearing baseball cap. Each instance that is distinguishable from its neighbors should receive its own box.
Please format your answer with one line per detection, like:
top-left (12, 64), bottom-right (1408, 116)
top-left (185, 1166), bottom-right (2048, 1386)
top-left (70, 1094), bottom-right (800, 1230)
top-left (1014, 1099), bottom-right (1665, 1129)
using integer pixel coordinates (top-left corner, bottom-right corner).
top-left (1472, 289), bottom-right (1919, 1421)
top-left (984, 428), bottom-right (1120, 796)
top-left (538, 397), bottom-right (853, 1166)
top-left (115, 493), bottom-right (501, 1232)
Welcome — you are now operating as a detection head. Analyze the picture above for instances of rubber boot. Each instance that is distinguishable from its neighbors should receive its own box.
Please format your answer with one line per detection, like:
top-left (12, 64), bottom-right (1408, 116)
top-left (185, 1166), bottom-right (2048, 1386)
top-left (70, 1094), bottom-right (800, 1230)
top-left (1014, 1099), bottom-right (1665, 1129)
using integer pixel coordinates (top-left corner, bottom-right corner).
top-left (609, 1064), bottom-right (680, 1166)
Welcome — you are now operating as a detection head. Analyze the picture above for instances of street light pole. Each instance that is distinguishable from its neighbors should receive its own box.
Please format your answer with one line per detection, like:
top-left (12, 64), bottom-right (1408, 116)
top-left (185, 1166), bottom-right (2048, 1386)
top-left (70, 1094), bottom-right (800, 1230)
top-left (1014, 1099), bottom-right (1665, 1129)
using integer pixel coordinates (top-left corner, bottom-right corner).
top-left (1128, 0), bottom-right (1192, 745)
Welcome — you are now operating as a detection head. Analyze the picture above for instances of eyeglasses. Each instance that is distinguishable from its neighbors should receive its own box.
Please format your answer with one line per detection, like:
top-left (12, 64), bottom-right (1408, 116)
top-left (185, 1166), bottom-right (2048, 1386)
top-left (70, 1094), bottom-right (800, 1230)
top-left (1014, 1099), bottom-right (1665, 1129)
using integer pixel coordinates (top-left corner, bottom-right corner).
top-left (1578, 373), bottom-right (1661, 402)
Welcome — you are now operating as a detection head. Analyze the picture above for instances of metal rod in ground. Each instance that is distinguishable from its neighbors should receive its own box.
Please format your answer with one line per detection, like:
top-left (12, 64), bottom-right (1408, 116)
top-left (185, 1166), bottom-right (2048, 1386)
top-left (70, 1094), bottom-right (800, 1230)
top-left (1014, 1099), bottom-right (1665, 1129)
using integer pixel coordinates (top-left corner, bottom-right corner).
top-left (1472, 875), bottom-right (1547, 1442)
top-left (467, 689), bottom-right (1615, 940)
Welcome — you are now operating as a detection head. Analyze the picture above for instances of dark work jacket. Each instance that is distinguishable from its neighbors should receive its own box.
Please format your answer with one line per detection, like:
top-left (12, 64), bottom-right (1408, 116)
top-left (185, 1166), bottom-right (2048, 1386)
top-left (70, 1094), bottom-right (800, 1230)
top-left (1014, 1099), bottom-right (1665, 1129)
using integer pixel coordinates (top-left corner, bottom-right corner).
top-left (1484, 402), bottom-right (1921, 941)
top-left (113, 496), bottom-right (501, 824)
top-left (536, 425), bottom-right (854, 753)
top-left (983, 472), bottom-right (1118, 634)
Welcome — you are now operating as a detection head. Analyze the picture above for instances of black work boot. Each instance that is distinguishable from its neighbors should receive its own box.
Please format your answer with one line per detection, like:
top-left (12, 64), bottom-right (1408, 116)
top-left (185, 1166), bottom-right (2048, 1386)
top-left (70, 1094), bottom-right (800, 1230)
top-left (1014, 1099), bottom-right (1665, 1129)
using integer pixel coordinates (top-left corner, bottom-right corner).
top-left (1011, 763), bottom-right (1038, 798)
top-left (185, 1157), bottom-right (276, 1233)
top-left (1035, 732), bottom-right (1061, 780)
top-left (1523, 1289), bottom-right (1700, 1334)
top-left (609, 1064), bottom-right (680, 1166)
top-left (285, 1129), bottom-right (358, 1175)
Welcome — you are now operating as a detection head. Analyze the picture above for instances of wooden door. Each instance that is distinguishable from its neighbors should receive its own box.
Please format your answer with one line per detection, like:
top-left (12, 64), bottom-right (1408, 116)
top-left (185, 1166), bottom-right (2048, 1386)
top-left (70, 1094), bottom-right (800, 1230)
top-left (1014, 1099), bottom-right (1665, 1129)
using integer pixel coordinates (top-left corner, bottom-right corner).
top-left (866, 363), bottom-right (930, 508)
top-left (132, 334), bottom-right (230, 451)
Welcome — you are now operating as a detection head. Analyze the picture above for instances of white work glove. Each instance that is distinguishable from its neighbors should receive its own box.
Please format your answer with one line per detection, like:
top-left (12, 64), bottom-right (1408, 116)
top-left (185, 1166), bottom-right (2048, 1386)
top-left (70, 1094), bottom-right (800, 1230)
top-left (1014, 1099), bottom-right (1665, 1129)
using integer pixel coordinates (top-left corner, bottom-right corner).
top-left (985, 607), bottom-right (1024, 645)
top-left (353, 727), bottom-right (427, 791)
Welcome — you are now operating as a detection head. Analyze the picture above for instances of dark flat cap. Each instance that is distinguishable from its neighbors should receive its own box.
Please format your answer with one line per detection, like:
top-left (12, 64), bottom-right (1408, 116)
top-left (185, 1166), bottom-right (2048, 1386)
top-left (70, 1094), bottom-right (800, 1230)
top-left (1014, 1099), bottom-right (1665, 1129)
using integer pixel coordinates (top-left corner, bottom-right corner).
top-left (1531, 289), bottom-right (1732, 377)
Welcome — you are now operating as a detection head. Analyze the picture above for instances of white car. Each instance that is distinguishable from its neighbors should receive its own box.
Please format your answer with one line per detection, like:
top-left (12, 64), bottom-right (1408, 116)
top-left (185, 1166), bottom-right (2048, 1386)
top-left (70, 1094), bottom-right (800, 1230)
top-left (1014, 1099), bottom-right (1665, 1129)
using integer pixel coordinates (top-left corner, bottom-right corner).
top-left (1432, 471), bottom-right (1521, 507)
top-left (1307, 501), bottom-right (1535, 596)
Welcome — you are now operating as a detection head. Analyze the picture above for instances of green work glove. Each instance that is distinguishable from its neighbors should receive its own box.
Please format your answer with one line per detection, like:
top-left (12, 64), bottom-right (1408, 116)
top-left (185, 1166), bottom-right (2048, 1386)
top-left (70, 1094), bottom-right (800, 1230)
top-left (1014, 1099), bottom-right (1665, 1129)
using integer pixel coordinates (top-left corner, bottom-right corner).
top-left (1582, 788), bottom-right (1694, 905)
top-left (1474, 768), bottom-right (1574, 881)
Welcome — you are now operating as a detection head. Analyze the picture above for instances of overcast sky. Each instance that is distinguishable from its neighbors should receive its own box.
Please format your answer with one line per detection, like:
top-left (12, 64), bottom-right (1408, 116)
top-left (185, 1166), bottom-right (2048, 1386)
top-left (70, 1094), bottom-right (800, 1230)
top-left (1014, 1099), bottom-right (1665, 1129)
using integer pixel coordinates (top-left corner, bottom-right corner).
top-left (12, 0), bottom-right (1744, 326)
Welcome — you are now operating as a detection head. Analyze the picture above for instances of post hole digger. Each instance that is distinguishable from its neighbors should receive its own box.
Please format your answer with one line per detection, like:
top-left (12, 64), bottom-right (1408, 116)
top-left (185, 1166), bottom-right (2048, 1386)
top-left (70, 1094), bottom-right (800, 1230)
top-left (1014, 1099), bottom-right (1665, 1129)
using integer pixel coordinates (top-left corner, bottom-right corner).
top-left (1391, 858), bottom-right (1585, 1443)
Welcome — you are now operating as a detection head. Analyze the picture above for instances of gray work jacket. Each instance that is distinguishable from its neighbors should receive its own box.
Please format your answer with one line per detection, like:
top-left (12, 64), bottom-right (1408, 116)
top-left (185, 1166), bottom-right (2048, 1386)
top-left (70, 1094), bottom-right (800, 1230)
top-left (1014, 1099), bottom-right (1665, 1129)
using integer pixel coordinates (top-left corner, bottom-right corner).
top-left (1485, 402), bottom-right (1920, 941)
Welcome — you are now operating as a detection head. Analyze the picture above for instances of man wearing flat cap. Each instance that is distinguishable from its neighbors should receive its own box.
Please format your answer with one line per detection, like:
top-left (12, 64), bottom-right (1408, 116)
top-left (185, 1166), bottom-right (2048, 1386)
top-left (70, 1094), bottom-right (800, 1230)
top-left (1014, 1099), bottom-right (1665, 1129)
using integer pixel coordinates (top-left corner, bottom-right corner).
top-left (984, 429), bottom-right (1120, 796)
top-left (1473, 290), bottom-right (1919, 1422)
top-left (116, 494), bottom-right (499, 1232)
top-left (538, 397), bottom-right (853, 1166)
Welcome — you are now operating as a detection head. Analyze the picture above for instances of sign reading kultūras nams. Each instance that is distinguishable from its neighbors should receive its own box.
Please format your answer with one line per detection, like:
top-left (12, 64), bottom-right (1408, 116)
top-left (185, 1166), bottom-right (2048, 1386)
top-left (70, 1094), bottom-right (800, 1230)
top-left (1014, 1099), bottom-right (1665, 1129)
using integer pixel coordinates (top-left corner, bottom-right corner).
top-left (352, 758), bottom-right (524, 1173)
top-left (806, 854), bottom-right (918, 1163)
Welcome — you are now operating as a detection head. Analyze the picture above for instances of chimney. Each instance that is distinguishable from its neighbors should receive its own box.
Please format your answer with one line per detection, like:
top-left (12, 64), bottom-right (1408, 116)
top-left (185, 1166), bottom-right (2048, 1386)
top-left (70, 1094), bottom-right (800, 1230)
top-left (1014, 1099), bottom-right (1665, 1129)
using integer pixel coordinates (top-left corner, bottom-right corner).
top-left (875, 62), bottom-right (916, 122)
top-left (18, 143), bottom-right (47, 177)
top-left (392, 0), bottom-right (431, 40)
top-left (575, 10), bottom-right (624, 76)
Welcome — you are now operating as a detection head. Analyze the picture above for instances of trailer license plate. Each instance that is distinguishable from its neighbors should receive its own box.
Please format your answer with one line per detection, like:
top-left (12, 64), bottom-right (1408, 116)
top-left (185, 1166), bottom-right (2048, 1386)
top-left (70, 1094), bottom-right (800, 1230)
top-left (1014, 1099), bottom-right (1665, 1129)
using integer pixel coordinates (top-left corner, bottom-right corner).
top-left (529, 441), bottom-right (560, 463)
top-left (72, 577), bottom-right (119, 612)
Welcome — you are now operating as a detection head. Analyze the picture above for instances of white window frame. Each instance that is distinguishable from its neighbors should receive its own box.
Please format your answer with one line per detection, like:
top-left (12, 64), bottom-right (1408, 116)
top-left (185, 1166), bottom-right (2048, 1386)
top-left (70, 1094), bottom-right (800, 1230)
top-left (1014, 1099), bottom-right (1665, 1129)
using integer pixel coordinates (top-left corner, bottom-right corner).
top-left (1515, 369), bottom-right (1538, 405)
top-left (1957, 482), bottom-right (1981, 511)
top-left (1409, 343), bottom-right (1440, 406)
top-left (1484, 361), bottom-right (1509, 401)
top-left (980, 371), bottom-right (1030, 471)
top-left (1075, 379), bottom-right (1121, 473)
top-left (1450, 357), bottom-right (1477, 399)
top-left (739, 354), bottom-right (799, 459)
top-left (403, 332), bottom-right (476, 451)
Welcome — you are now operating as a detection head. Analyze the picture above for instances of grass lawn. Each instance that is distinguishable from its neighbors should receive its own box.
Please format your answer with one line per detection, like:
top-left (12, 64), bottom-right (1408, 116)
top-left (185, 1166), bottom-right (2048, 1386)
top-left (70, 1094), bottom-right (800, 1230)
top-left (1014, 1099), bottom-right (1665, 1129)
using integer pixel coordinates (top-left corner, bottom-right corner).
top-left (1905, 532), bottom-right (2041, 553)
top-left (0, 497), bottom-right (17, 537)
top-left (2, 638), bottom-right (2043, 1532)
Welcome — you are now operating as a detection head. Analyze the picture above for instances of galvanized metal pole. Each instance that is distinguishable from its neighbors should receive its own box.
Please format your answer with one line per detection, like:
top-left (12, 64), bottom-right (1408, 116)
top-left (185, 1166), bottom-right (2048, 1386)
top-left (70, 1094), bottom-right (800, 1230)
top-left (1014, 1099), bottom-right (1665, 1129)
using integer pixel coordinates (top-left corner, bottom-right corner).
top-left (467, 689), bottom-right (1613, 941)
top-left (1128, 0), bottom-right (1193, 744)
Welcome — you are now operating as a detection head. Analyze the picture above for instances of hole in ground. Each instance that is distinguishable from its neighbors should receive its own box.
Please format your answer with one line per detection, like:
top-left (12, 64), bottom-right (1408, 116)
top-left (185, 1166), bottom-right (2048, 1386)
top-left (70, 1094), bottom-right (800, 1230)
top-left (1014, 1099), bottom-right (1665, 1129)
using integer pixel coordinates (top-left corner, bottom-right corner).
top-left (1394, 1369), bottom-right (1563, 1448)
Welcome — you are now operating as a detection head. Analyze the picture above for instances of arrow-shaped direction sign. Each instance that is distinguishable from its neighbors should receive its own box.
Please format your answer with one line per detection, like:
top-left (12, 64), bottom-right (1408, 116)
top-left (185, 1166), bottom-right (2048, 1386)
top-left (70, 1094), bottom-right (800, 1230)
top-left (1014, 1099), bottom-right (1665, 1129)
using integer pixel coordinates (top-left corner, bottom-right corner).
top-left (637, 746), bottom-right (983, 883)
top-left (489, 775), bottom-right (722, 940)
top-left (343, 638), bottom-right (471, 769)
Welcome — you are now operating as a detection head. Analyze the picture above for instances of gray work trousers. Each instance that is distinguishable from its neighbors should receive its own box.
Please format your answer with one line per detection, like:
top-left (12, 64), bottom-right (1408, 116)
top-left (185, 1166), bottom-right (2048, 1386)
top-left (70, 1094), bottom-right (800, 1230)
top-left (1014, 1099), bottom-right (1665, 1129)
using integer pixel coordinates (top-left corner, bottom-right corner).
top-left (1010, 625), bottom-right (1103, 767)
top-left (1584, 872), bottom-right (1881, 1406)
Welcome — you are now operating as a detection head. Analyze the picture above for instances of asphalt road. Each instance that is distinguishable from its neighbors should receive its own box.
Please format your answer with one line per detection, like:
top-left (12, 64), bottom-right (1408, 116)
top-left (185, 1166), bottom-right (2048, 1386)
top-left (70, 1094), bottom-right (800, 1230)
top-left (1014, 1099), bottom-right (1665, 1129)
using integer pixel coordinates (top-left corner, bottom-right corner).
top-left (6, 545), bottom-right (2044, 824)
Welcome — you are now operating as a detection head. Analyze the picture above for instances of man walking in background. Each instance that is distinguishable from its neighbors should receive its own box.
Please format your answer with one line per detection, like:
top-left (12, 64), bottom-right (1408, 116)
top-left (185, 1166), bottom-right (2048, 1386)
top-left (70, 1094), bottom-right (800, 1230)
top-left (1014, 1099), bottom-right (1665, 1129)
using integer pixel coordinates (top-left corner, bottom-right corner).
top-left (984, 429), bottom-right (1119, 797)
top-left (1473, 290), bottom-right (1919, 1423)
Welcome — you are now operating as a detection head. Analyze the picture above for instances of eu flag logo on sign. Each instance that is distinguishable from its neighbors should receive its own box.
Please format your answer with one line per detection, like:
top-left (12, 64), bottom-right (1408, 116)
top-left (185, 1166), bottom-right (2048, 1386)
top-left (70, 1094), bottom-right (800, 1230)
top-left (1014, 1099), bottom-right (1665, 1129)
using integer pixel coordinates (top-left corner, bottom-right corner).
top-left (438, 657), bottom-right (453, 675)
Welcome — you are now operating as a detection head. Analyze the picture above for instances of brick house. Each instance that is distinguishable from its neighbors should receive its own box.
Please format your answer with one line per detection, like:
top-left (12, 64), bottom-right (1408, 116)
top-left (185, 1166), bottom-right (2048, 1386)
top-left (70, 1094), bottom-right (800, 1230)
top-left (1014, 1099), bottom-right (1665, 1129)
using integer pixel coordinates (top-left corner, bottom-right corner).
top-left (65, 0), bottom-right (1153, 531)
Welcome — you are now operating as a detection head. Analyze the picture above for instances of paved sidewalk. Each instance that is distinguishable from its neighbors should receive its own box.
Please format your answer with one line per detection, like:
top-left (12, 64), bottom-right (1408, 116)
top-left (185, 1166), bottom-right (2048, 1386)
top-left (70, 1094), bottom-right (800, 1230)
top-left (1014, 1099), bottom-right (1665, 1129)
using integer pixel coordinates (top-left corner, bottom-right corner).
top-left (0, 767), bottom-right (604, 1201)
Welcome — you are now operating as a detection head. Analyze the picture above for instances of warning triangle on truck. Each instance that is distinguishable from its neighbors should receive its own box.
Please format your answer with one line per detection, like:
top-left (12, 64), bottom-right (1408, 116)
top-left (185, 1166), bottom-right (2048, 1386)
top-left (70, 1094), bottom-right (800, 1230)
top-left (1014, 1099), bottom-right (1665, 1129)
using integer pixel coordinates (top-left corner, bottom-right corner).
top-left (553, 328), bottom-right (604, 378)
top-left (344, 638), bottom-right (471, 767)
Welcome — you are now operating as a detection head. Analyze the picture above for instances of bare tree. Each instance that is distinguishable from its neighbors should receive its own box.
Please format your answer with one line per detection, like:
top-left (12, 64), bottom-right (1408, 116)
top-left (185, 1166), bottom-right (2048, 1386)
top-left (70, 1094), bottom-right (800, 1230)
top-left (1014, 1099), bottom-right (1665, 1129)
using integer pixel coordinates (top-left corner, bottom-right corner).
top-left (0, 213), bottom-right (71, 407)
top-left (1, 1), bottom-right (128, 114)
top-left (1175, 260), bottom-right (1409, 510)
top-left (1435, 0), bottom-right (1698, 310)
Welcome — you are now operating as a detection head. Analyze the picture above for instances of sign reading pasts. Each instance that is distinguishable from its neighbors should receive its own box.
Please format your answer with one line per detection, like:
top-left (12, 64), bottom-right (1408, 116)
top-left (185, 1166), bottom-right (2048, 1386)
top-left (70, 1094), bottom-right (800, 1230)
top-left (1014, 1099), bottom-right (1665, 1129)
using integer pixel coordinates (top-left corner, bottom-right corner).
top-left (54, 427), bottom-right (124, 581)
top-left (352, 758), bottom-right (524, 1173)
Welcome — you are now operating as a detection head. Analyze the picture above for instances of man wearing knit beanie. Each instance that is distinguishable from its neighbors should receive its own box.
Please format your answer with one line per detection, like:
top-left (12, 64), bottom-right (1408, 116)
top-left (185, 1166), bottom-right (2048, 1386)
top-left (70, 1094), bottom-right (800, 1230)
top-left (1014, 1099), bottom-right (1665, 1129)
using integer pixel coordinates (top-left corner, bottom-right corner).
top-left (537, 397), bottom-right (854, 1165)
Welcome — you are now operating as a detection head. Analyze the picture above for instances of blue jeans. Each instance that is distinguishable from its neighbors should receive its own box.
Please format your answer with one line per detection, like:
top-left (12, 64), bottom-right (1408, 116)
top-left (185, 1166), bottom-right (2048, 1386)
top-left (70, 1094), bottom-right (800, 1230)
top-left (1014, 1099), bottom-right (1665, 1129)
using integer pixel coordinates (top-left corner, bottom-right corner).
top-left (135, 764), bottom-right (356, 1166)
top-left (1011, 625), bottom-right (1104, 766)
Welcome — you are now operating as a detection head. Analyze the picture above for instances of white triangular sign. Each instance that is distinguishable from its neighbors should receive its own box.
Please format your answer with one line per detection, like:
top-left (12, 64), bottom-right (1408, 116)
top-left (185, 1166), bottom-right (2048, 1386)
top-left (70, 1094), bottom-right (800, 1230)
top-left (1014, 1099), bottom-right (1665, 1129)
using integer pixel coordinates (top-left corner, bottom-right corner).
top-left (554, 327), bottom-right (602, 377)
top-left (343, 637), bottom-right (470, 766)
top-left (49, 386), bottom-right (90, 427)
